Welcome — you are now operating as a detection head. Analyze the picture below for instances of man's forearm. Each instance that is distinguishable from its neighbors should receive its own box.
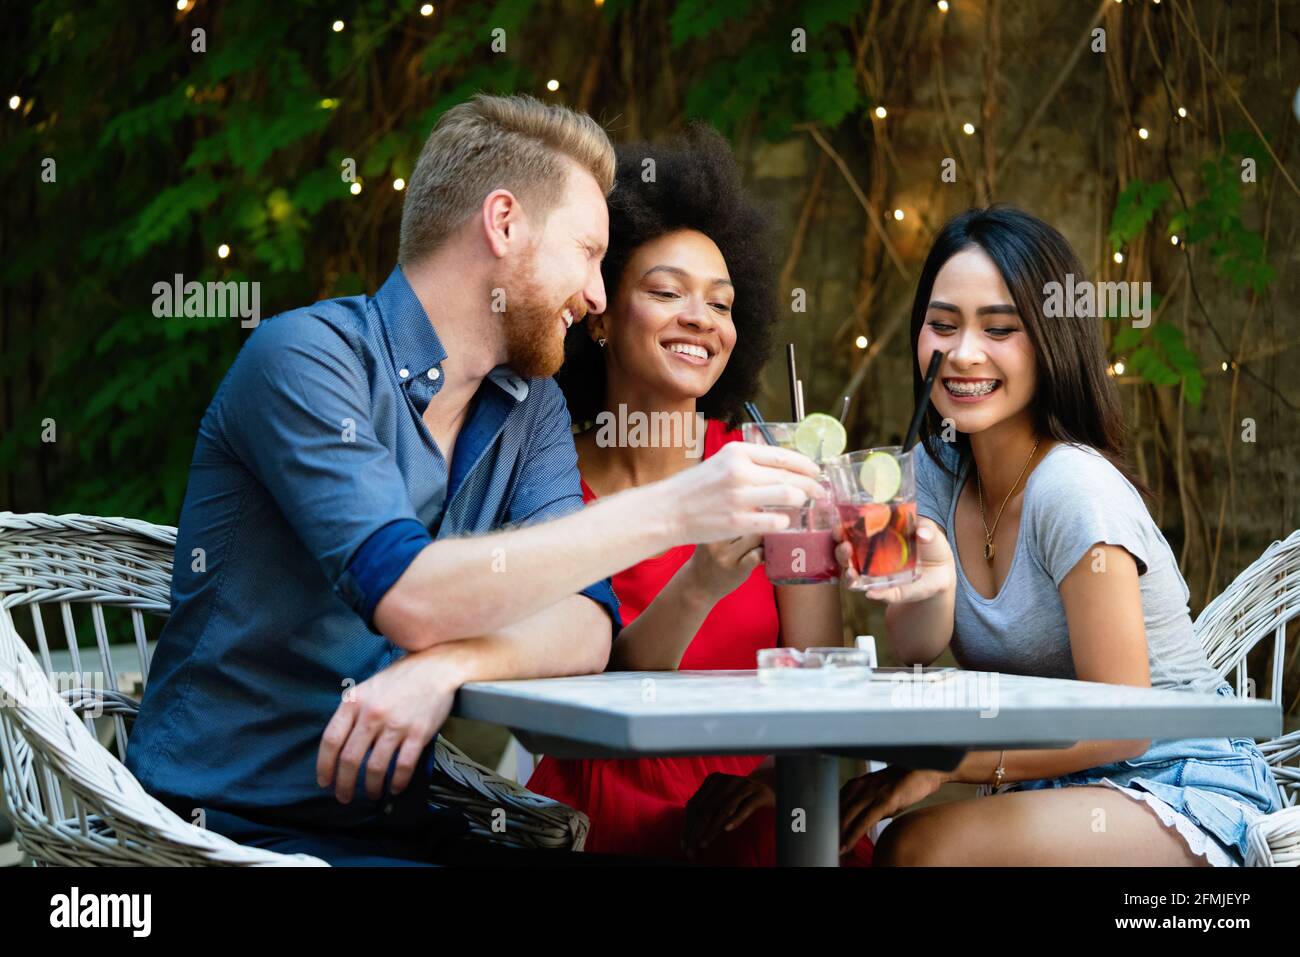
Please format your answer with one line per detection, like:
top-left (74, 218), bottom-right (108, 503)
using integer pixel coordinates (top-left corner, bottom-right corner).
top-left (379, 483), bottom-right (676, 650)
top-left (422, 593), bottom-right (613, 688)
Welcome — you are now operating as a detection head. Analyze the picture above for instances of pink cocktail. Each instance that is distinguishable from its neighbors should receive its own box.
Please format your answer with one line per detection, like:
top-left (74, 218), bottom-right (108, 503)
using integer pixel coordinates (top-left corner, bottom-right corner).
top-left (762, 527), bottom-right (838, 585)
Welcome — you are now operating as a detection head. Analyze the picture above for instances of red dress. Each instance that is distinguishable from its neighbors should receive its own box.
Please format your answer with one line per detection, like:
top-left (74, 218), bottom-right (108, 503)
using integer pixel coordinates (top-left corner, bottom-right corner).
top-left (526, 419), bottom-right (873, 866)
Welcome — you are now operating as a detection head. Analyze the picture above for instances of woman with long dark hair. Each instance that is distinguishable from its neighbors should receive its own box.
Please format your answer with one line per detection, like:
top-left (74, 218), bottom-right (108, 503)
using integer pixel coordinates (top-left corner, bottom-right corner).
top-left (835, 206), bottom-right (1279, 866)
top-left (526, 125), bottom-right (872, 865)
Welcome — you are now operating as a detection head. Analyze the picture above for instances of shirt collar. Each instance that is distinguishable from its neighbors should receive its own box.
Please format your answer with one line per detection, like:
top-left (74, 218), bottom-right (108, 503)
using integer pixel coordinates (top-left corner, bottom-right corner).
top-left (373, 266), bottom-right (447, 383)
top-left (487, 366), bottom-right (530, 402)
top-left (373, 265), bottom-right (530, 403)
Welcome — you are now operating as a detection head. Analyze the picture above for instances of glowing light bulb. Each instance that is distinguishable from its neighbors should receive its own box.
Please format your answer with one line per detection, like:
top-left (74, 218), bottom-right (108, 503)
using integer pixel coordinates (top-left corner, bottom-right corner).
top-left (1138, 127), bottom-right (1149, 140)
top-left (937, 0), bottom-right (950, 10)
top-left (1170, 235), bottom-right (1180, 246)
top-left (1177, 106), bottom-right (1187, 118)
top-left (1221, 362), bottom-right (1229, 372)
top-left (176, 0), bottom-right (187, 9)
top-left (350, 181), bottom-right (362, 195)
top-left (962, 122), bottom-right (975, 135)
top-left (546, 79), bottom-right (560, 92)
top-left (7, 95), bottom-right (19, 110)
top-left (332, 20), bottom-right (345, 32)
top-left (1113, 361), bottom-right (1125, 375)
top-left (874, 106), bottom-right (887, 119)
top-left (420, 3), bottom-right (434, 14)
top-left (1113, 251), bottom-right (1124, 264)
top-left (855, 335), bottom-right (869, 349)
top-left (893, 209), bottom-right (904, 221)
top-left (217, 244), bottom-right (230, 259)
top-left (393, 178), bottom-right (406, 191)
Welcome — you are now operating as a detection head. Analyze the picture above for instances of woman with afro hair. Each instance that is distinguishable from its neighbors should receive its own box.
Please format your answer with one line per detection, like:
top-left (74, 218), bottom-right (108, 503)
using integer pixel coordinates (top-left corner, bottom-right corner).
top-left (526, 125), bottom-right (872, 866)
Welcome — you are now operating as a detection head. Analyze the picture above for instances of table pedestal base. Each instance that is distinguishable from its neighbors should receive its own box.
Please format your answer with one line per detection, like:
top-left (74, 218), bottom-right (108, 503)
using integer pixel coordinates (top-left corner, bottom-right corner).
top-left (775, 753), bottom-right (840, 867)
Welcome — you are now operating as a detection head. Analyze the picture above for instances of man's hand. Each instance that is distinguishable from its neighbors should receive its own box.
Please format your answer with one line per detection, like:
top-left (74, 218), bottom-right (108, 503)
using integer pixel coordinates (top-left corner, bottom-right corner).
top-left (665, 441), bottom-right (826, 544)
top-left (838, 766), bottom-right (948, 854)
top-left (316, 648), bottom-right (462, 804)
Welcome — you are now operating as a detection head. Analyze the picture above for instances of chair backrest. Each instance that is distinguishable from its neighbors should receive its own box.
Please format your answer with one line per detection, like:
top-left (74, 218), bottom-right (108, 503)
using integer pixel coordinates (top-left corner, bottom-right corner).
top-left (0, 511), bottom-right (325, 865)
top-left (1194, 529), bottom-right (1300, 705)
top-left (1194, 529), bottom-right (1300, 811)
top-left (0, 511), bottom-right (174, 758)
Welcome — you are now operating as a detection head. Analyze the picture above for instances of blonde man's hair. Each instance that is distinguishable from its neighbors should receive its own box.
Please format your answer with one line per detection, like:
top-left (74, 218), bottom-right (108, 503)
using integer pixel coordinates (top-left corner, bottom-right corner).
top-left (398, 93), bottom-right (615, 265)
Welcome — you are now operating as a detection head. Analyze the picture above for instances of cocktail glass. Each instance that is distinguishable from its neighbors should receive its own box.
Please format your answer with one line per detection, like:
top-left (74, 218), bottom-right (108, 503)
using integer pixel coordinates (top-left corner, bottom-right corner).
top-left (740, 422), bottom-right (838, 586)
top-left (825, 446), bottom-right (919, 590)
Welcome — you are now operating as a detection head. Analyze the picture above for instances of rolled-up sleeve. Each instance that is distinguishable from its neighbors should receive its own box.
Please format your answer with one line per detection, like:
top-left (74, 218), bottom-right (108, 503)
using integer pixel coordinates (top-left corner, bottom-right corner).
top-left (215, 314), bottom-right (425, 624)
top-left (505, 379), bottom-right (622, 637)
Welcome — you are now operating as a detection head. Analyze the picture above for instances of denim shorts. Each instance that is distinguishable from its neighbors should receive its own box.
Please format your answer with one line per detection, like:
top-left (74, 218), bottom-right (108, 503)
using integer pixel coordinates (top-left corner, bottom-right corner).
top-left (1003, 682), bottom-right (1282, 863)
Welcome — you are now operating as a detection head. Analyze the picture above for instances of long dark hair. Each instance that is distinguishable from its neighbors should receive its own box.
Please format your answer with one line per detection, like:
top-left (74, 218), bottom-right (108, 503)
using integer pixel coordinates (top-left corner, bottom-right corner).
top-left (911, 206), bottom-right (1145, 494)
top-left (556, 123), bottom-right (778, 429)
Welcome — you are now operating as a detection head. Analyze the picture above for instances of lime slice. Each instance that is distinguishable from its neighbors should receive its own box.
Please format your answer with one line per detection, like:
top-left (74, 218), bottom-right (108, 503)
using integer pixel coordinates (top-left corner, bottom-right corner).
top-left (793, 413), bottom-right (847, 462)
top-left (858, 451), bottom-right (902, 502)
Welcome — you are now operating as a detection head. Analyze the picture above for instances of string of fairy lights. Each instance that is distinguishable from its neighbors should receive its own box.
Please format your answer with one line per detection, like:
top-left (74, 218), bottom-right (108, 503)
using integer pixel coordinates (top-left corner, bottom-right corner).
top-left (4, 0), bottom-right (1245, 384)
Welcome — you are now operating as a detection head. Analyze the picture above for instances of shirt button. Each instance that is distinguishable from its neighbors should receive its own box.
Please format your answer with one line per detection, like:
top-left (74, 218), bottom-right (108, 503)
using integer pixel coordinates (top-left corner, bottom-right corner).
top-left (398, 368), bottom-right (409, 379)
top-left (428, 367), bottom-right (440, 381)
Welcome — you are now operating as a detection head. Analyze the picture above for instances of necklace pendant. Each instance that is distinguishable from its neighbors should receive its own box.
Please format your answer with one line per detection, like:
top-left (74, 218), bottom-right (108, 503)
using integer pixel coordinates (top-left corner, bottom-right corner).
top-left (984, 541), bottom-right (996, 561)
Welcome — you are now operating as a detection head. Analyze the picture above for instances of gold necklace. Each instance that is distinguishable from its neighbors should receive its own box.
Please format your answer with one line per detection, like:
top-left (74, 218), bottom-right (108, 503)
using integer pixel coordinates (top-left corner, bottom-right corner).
top-left (975, 438), bottom-right (1041, 561)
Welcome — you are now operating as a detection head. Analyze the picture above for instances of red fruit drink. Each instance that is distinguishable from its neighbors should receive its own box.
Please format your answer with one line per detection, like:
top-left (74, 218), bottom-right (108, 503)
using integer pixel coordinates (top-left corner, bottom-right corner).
top-left (837, 501), bottom-right (917, 587)
top-left (762, 528), bottom-right (838, 585)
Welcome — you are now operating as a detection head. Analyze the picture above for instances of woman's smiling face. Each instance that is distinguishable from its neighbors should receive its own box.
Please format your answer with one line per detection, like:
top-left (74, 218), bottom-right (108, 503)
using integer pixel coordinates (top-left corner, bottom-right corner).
top-left (598, 228), bottom-right (736, 400)
top-left (917, 246), bottom-right (1037, 435)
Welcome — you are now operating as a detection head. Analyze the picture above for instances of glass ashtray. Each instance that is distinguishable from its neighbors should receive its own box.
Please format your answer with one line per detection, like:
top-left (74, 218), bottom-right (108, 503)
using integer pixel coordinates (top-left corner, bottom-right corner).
top-left (757, 646), bottom-right (873, 683)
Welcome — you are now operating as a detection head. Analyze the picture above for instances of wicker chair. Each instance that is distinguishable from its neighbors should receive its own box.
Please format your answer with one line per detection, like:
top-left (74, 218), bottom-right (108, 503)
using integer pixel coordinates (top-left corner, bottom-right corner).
top-left (1194, 528), bottom-right (1300, 866)
top-left (0, 511), bottom-right (588, 866)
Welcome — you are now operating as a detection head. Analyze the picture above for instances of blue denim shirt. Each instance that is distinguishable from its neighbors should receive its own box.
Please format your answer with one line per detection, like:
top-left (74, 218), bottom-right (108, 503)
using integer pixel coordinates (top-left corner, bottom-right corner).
top-left (125, 266), bottom-right (620, 835)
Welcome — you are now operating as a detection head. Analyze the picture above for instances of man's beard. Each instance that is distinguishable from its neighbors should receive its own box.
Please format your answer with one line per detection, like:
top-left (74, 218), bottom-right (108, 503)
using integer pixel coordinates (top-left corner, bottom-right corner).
top-left (497, 253), bottom-right (579, 379)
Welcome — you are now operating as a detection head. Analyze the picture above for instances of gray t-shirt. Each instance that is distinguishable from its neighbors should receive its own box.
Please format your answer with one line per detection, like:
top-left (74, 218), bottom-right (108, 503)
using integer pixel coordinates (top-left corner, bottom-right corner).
top-left (914, 439), bottom-right (1222, 693)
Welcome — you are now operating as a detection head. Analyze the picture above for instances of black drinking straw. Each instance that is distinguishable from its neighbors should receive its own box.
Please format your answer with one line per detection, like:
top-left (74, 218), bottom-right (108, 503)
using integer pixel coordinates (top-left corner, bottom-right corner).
top-left (785, 343), bottom-right (800, 421)
top-left (743, 401), bottom-right (777, 446)
top-left (902, 350), bottom-right (946, 453)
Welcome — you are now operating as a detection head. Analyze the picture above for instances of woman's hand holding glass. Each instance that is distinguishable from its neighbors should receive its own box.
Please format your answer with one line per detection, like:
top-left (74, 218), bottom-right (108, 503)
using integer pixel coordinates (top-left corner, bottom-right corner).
top-left (681, 534), bottom-right (765, 604)
top-left (834, 515), bottom-right (956, 603)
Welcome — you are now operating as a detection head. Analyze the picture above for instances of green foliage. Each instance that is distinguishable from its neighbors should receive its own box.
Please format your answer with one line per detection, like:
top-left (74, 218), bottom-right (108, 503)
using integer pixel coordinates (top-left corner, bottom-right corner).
top-left (670, 0), bottom-right (755, 47)
top-left (680, 0), bottom-right (860, 138)
top-left (1168, 132), bottom-right (1275, 295)
top-left (1108, 178), bottom-right (1172, 251)
top-left (1106, 133), bottom-right (1276, 403)
top-left (0, 0), bottom-right (539, 522)
top-left (1114, 322), bottom-right (1206, 405)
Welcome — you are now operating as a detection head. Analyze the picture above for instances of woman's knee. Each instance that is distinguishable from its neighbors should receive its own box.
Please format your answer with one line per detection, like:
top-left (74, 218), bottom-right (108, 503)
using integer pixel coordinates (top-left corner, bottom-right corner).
top-left (871, 809), bottom-right (946, 866)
